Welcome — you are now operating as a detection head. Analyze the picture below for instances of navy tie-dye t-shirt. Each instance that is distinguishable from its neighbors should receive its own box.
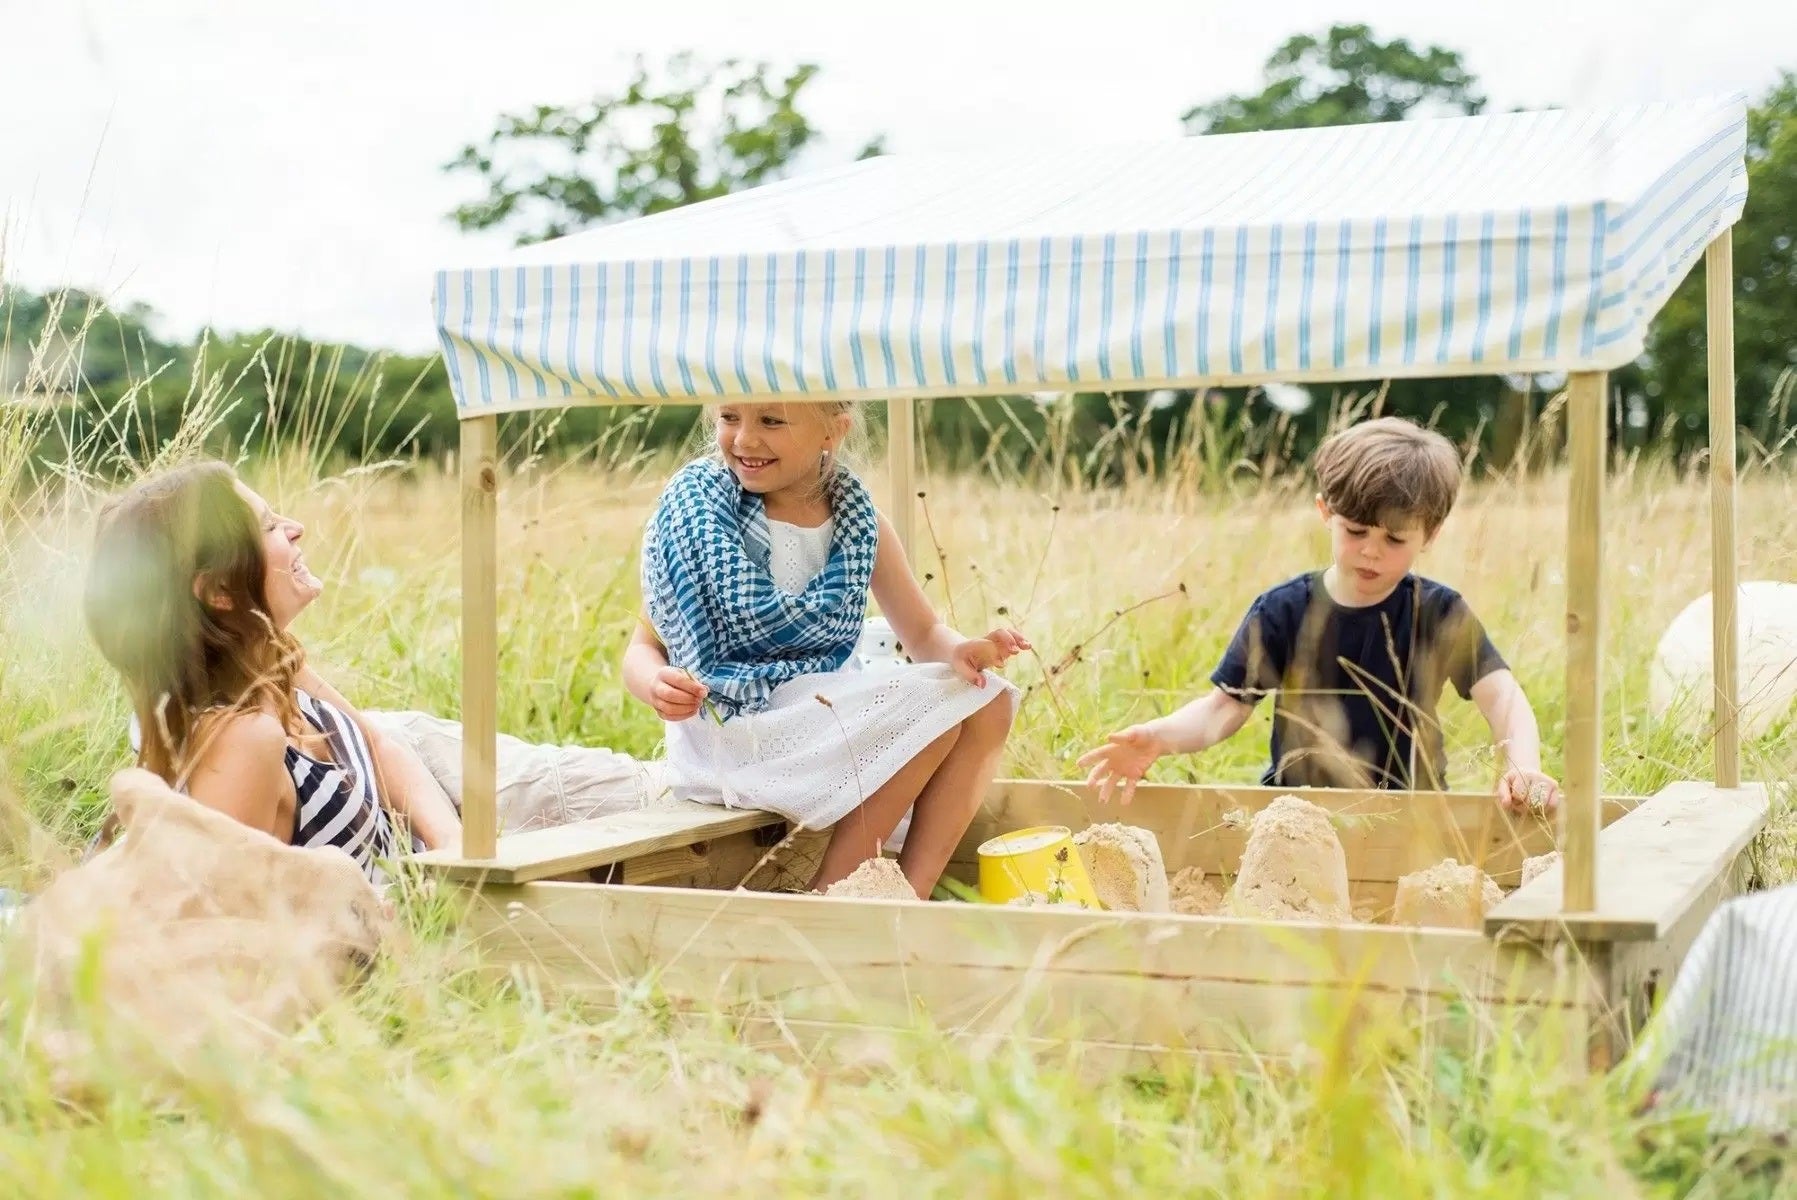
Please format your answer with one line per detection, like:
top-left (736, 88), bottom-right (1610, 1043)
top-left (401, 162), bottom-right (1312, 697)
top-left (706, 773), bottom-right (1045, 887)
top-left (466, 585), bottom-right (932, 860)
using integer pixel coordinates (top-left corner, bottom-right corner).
top-left (1211, 571), bottom-right (1506, 791)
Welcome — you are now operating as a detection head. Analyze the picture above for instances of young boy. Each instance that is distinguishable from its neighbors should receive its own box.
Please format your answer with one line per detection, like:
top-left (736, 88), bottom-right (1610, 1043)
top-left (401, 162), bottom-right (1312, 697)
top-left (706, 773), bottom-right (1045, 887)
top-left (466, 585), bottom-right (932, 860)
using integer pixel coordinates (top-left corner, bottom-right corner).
top-left (1078, 416), bottom-right (1560, 813)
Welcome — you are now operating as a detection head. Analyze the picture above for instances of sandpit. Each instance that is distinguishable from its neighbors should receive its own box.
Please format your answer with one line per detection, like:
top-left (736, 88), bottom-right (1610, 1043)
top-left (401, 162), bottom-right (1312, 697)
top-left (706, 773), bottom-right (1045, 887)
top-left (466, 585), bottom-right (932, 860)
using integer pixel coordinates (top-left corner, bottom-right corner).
top-left (1168, 867), bottom-right (1224, 916)
top-left (1521, 851), bottom-right (1561, 885)
top-left (824, 857), bottom-right (918, 901)
top-left (1073, 823), bottom-right (1170, 912)
top-left (1228, 795), bottom-right (1352, 921)
top-left (1392, 858), bottom-right (1504, 929)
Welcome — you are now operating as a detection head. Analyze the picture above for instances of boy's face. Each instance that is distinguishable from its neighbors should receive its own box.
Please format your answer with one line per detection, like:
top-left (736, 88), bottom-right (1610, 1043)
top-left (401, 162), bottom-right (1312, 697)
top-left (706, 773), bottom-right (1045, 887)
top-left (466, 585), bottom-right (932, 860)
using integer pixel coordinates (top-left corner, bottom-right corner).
top-left (1316, 497), bottom-right (1437, 605)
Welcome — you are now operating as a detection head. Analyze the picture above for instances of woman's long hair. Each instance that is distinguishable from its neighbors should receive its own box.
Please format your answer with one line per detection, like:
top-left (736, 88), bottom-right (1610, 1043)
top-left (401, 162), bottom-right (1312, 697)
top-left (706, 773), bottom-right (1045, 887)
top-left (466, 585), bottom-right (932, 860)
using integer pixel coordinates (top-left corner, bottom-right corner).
top-left (82, 462), bottom-right (305, 787)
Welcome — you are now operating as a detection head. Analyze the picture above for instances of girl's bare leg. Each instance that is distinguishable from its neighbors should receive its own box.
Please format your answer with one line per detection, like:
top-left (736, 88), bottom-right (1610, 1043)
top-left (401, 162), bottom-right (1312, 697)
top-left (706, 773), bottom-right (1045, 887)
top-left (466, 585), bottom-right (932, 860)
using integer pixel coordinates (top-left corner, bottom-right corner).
top-left (808, 726), bottom-right (959, 892)
top-left (896, 693), bottom-right (1017, 897)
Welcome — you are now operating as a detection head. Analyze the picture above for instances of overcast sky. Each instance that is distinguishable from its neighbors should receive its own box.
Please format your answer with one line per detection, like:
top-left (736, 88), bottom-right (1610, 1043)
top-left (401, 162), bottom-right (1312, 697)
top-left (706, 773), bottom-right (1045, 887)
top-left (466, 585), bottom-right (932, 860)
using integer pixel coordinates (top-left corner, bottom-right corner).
top-left (3, 0), bottom-right (1790, 355)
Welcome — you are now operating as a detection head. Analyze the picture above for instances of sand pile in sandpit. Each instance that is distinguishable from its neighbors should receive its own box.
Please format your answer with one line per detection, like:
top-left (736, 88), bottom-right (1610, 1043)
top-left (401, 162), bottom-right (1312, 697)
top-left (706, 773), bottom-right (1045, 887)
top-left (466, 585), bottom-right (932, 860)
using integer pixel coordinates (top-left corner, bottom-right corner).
top-left (1521, 851), bottom-right (1561, 885)
top-left (1169, 867), bottom-right (1224, 916)
top-left (823, 857), bottom-right (917, 900)
top-left (1229, 795), bottom-right (1352, 921)
top-left (1072, 823), bottom-right (1170, 912)
top-left (1392, 858), bottom-right (1504, 929)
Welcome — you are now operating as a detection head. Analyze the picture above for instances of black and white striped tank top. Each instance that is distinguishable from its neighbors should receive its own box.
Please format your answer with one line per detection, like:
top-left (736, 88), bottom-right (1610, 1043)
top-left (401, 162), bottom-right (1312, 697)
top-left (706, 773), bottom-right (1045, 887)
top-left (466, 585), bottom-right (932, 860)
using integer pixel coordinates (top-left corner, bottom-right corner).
top-left (288, 689), bottom-right (405, 883)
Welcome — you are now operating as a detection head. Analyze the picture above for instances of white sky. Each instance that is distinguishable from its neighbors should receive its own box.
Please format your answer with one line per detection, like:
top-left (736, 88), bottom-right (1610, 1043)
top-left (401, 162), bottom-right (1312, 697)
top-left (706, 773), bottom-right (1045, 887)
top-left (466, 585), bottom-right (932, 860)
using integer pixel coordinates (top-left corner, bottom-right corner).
top-left (2, 0), bottom-right (1788, 355)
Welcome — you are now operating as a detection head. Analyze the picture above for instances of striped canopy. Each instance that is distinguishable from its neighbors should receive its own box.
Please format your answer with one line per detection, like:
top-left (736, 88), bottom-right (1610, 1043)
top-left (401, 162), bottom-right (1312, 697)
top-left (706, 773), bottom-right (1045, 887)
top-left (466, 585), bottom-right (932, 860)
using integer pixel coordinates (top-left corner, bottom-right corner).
top-left (434, 95), bottom-right (1748, 416)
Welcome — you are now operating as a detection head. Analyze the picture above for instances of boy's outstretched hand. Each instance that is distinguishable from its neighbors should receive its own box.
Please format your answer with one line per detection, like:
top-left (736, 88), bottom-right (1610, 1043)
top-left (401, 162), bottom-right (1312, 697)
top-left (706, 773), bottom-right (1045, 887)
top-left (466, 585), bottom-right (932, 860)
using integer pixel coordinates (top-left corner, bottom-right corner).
top-left (1498, 767), bottom-right (1562, 815)
top-left (1076, 725), bottom-right (1171, 805)
top-left (950, 628), bottom-right (1032, 687)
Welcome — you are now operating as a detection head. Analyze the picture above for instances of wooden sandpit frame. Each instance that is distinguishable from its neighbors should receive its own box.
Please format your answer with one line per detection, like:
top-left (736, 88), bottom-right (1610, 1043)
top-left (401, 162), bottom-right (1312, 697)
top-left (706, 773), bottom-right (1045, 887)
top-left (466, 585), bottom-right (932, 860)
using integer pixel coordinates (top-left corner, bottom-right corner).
top-left (419, 159), bottom-right (1768, 1068)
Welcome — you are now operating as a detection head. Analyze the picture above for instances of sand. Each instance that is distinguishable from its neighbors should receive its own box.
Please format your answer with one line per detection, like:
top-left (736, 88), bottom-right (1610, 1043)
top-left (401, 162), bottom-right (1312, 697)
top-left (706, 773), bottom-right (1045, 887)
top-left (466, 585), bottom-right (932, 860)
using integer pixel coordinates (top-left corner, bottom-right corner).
top-left (1228, 795), bottom-right (1353, 922)
top-left (1073, 823), bottom-right (1171, 913)
top-left (1521, 851), bottom-right (1561, 886)
top-left (1168, 867), bottom-right (1224, 916)
top-left (7, 768), bottom-right (391, 1100)
top-left (823, 856), bottom-right (918, 901)
top-left (1392, 858), bottom-right (1505, 929)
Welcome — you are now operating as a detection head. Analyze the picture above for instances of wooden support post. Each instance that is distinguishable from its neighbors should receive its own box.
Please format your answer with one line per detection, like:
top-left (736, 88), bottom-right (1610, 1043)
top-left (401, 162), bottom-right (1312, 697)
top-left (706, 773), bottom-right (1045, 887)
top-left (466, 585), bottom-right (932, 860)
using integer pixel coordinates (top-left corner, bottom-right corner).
top-left (887, 397), bottom-right (916, 557)
top-left (461, 415), bottom-right (499, 861)
top-left (1706, 234), bottom-right (1741, 789)
top-left (1563, 372), bottom-right (1607, 913)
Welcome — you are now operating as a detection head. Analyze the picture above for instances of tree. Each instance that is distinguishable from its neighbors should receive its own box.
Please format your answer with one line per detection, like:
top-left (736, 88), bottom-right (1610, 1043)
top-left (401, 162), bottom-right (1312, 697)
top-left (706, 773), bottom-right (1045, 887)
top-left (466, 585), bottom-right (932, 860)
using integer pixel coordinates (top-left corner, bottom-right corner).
top-left (445, 53), bottom-right (877, 246)
top-left (1175, 25), bottom-right (1498, 459)
top-left (1637, 72), bottom-right (1797, 454)
top-left (1183, 24), bottom-right (1485, 135)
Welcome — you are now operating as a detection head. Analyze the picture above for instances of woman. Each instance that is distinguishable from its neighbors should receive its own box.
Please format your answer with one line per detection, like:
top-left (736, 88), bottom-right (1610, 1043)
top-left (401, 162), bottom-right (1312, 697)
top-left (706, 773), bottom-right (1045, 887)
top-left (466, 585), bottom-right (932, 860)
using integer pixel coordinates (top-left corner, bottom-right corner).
top-left (83, 462), bottom-right (463, 880)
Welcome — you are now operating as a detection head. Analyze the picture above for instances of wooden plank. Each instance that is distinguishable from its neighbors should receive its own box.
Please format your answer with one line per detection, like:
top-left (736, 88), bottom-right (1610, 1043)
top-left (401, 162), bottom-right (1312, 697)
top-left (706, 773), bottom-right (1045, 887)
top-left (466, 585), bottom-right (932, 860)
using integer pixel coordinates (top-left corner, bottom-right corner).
top-left (886, 396), bottom-right (916, 557)
top-left (955, 780), bottom-right (1638, 887)
top-left (1562, 371), bottom-right (1607, 912)
top-left (458, 881), bottom-right (1584, 1058)
top-left (1706, 234), bottom-right (1742, 789)
top-left (1601, 847), bottom-right (1755, 1063)
top-left (1484, 781), bottom-right (1768, 943)
top-left (414, 804), bottom-right (784, 885)
top-left (460, 415), bottom-right (500, 860)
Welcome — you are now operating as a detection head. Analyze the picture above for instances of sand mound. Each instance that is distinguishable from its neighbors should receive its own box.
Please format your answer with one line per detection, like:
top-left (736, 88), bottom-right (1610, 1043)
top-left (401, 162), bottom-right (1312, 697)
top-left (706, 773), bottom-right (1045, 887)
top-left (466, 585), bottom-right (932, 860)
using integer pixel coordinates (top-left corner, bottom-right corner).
top-left (1521, 851), bottom-right (1561, 886)
top-left (6, 769), bottom-right (391, 1100)
top-left (823, 857), bottom-right (917, 901)
top-left (1229, 795), bottom-right (1352, 922)
top-left (1168, 867), bottom-right (1224, 916)
top-left (1393, 858), bottom-right (1504, 929)
top-left (1072, 823), bottom-right (1170, 912)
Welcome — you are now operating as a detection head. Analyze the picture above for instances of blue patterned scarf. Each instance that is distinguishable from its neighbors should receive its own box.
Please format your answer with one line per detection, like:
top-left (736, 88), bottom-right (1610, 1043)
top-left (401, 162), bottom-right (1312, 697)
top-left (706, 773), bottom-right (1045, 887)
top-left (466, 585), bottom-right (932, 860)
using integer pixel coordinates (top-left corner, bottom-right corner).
top-left (641, 457), bottom-right (880, 719)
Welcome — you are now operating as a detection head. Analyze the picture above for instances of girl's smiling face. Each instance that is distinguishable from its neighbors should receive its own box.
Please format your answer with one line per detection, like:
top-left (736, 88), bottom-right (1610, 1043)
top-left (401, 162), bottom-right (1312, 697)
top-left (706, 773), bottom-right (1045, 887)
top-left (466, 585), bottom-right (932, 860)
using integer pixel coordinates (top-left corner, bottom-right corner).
top-left (713, 403), bottom-right (849, 506)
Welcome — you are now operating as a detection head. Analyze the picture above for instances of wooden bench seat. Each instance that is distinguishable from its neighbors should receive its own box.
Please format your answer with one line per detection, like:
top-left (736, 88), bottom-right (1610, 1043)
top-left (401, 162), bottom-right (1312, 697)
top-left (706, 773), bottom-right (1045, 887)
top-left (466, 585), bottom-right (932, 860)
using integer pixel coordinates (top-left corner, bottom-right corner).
top-left (412, 803), bottom-right (788, 886)
top-left (1485, 781), bottom-right (1769, 942)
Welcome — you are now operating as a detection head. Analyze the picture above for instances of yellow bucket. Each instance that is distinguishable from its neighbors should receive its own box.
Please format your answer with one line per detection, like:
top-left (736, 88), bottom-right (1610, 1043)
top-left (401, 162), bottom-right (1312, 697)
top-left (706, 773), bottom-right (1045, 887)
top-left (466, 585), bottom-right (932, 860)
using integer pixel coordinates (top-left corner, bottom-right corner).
top-left (976, 825), bottom-right (1100, 908)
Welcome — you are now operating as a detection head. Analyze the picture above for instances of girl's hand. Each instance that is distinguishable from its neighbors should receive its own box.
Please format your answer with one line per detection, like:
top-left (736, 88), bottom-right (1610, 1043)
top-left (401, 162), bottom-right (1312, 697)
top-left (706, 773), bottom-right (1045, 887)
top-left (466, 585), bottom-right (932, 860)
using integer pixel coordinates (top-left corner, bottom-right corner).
top-left (949, 628), bottom-right (1032, 687)
top-left (651, 667), bottom-right (710, 722)
top-left (1076, 725), bottom-right (1171, 805)
top-left (1498, 768), bottom-right (1561, 815)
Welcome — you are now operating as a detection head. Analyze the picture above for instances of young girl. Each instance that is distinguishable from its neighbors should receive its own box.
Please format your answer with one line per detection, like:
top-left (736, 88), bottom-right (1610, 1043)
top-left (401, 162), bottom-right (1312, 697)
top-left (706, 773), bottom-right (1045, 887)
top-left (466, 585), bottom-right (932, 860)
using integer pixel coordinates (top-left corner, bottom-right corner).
top-left (627, 400), bottom-right (1027, 898)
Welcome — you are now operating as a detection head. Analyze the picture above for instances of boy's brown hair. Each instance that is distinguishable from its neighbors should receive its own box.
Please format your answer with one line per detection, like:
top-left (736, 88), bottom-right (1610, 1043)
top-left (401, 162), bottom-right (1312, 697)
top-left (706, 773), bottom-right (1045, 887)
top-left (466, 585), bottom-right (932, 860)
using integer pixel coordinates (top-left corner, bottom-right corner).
top-left (1312, 416), bottom-right (1462, 533)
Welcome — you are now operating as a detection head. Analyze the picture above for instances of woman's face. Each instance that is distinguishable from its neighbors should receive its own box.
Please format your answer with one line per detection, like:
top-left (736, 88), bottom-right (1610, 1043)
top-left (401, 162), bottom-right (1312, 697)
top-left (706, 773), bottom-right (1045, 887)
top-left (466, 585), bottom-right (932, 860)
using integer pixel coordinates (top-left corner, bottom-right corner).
top-left (235, 482), bottom-right (323, 628)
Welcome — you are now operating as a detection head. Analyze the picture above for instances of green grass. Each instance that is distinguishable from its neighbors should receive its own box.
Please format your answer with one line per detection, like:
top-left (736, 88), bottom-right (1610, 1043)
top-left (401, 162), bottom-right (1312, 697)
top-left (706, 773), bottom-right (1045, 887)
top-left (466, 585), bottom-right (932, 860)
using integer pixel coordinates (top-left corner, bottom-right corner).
top-left (4, 340), bottom-right (1797, 1195)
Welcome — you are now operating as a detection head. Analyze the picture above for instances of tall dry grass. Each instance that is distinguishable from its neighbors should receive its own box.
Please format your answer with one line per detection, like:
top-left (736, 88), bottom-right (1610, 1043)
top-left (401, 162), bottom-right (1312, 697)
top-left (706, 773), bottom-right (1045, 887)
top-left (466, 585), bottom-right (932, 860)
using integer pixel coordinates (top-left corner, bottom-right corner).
top-left (3, 299), bottom-right (1797, 1195)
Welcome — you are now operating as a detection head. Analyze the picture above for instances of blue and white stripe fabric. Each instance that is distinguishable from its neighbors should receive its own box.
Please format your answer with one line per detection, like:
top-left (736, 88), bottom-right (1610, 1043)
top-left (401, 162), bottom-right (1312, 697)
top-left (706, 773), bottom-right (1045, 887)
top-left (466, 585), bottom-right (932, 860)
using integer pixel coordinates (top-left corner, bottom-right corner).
top-left (434, 96), bottom-right (1748, 414)
top-left (1644, 884), bottom-right (1797, 1134)
top-left (640, 458), bottom-right (879, 719)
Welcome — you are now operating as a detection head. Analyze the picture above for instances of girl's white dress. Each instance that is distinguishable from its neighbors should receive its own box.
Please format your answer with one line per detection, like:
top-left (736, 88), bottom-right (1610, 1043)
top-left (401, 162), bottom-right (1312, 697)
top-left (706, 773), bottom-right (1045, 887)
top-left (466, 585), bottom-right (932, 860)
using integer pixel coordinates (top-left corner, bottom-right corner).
top-left (661, 517), bottom-right (1015, 831)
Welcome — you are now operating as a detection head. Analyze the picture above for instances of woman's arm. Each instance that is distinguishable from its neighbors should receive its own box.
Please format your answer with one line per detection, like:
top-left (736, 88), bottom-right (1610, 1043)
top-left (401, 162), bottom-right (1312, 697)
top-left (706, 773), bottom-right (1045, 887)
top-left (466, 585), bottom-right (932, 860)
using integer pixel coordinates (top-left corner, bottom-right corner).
top-left (296, 665), bottom-right (463, 852)
top-left (182, 710), bottom-right (298, 841)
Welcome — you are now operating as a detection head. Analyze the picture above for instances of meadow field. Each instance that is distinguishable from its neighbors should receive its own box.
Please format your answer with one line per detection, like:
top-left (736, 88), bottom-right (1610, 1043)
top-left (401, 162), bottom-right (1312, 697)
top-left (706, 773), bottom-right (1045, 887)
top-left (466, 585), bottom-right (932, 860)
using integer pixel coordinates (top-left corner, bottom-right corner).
top-left (2, 367), bottom-right (1795, 1196)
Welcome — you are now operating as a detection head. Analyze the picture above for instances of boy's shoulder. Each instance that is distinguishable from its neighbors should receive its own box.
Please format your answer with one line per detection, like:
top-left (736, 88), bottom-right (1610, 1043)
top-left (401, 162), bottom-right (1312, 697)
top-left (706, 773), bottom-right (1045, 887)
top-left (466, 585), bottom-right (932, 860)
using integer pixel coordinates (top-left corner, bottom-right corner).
top-left (1409, 573), bottom-right (1477, 613)
top-left (1245, 571), bottom-right (1322, 612)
